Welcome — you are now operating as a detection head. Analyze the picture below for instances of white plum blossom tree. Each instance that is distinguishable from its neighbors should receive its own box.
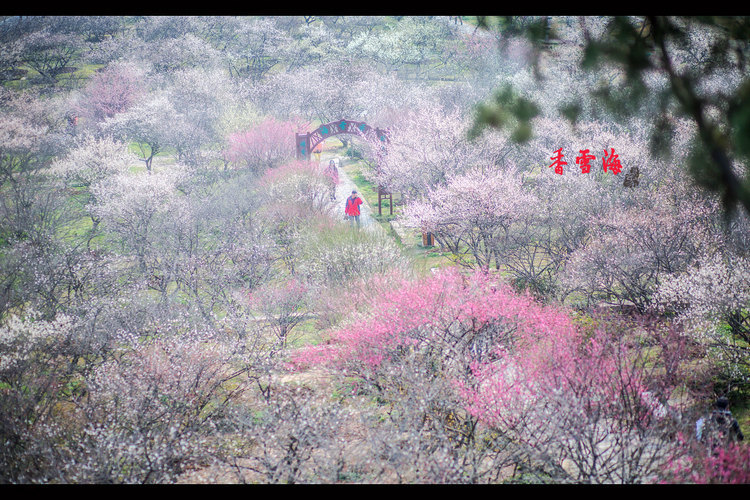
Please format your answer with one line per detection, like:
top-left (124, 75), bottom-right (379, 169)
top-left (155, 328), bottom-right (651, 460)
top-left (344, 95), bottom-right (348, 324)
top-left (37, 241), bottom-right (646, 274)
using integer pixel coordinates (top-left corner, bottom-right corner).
top-left (656, 252), bottom-right (750, 372)
top-left (101, 91), bottom-right (182, 172)
top-left (89, 166), bottom-right (191, 271)
top-left (49, 134), bottom-right (136, 190)
top-left (404, 167), bottom-right (537, 272)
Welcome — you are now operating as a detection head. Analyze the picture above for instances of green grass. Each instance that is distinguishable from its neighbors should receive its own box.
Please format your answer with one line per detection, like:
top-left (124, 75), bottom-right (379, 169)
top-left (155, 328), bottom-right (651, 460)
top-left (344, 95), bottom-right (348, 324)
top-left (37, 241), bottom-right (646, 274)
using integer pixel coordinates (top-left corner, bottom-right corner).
top-left (284, 318), bottom-right (323, 349)
top-left (407, 247), bottom-right (456, 277)
top-left (3, 60), bottom-right (105, 91)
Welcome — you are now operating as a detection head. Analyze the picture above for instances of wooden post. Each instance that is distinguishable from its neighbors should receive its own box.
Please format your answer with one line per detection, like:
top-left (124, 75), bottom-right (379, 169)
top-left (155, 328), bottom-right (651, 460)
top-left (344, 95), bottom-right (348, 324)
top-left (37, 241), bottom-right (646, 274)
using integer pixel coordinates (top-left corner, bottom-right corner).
top-left (378, 186), bottom-right (392, 216)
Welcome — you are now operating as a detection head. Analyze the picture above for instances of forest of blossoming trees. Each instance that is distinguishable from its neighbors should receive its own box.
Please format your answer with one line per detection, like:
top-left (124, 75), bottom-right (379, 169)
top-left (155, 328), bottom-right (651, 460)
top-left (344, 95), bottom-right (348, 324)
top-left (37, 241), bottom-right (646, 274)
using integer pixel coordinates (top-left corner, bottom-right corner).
top-left (1, 15), bottom-right (749, 484)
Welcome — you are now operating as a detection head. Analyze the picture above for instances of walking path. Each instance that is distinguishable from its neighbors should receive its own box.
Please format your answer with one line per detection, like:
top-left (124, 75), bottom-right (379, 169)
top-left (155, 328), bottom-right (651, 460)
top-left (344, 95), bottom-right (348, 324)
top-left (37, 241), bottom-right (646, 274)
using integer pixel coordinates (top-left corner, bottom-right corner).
top-left (318, 151), bottom-right (384, 235)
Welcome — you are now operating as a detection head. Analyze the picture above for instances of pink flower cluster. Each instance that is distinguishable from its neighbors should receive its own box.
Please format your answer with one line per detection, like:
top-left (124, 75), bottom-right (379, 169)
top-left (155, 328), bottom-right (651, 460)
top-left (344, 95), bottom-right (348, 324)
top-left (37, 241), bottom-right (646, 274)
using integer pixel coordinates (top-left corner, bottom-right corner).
top-left (224, 117), bottom-right (302, 170)
top-left (291, 268), bottom-right (576, 373)
top-left (663, 439), bottom-right (750, 484)
top-left (292, 268), bottom-right (664, 454)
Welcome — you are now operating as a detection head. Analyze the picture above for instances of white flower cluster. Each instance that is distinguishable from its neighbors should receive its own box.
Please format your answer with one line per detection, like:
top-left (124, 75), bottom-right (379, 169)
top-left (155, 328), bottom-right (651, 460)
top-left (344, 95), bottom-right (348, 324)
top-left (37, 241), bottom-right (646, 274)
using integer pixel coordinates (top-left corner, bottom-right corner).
top-left (48, 134), bottom-right (136, 188)
top-left (0, 311), bottom-right (75, 372)
top-left (656, 253), bottom-right (750, 327)
top-left (297, 228), bottom-right (411, 286)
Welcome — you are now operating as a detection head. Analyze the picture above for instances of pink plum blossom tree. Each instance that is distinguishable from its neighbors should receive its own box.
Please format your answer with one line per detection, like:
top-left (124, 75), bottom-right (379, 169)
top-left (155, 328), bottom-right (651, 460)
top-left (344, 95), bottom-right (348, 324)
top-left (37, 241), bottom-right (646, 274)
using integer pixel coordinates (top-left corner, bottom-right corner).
top-left (292, 268), bottom-right (690, 483)
top-left (72, 61), bottom-right (145, 127)
top-left (662, 440), bottom-right (750, 484)
top-left (224, 118), bottom-right (302, 173)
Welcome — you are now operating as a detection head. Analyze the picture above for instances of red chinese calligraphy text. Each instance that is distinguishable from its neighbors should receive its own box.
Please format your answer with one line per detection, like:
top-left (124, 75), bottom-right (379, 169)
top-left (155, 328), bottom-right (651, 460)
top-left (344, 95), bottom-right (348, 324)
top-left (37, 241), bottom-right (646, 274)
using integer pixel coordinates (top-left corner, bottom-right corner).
top-left (548, 148), bottom-right (567, 175)
top-left (575, 149), bottom-right (596, 174)
top-left (602, 148), bottom-right (622, 175)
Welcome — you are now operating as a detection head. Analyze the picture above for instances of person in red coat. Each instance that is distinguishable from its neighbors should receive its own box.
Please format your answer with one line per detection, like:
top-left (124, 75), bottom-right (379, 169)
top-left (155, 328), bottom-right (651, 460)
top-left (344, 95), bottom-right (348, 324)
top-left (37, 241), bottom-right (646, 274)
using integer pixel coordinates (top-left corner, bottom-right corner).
top-left (345, 190), bottom-right (363, 229)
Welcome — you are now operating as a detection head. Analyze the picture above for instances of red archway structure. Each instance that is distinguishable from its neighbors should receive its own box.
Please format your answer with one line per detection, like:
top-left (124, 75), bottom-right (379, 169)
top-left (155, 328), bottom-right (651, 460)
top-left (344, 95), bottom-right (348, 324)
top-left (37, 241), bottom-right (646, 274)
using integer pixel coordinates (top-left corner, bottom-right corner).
top-left (295, 119), bottom-right (388, 160)
top-left (296, 119), bottom-right (393, 215)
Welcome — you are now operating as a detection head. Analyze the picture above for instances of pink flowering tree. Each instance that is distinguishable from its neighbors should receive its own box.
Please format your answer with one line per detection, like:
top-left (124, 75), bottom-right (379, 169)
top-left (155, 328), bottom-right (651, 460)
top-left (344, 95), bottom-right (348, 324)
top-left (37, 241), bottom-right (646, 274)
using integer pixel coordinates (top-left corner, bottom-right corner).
top-left (292, 269), bottom-right (523, 373)
top-left (290, 268), bottom-right (540, 481)
top-left (662, 439), bottom-right (750, 484)
top-left (459, 311), bottom-right (691, 483)
top-left (224, 117), bottom-right (303, 173)
top-left (292, 268), bottom-right (689, 482)
top-left (72, 61), bottom-right (145, 127)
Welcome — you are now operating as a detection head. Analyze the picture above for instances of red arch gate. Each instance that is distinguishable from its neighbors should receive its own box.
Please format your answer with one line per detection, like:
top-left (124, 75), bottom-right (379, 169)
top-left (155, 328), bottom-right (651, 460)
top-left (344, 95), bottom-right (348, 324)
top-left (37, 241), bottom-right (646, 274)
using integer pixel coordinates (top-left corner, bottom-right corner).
top-left (295, 119), bottom-right (388, 159)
